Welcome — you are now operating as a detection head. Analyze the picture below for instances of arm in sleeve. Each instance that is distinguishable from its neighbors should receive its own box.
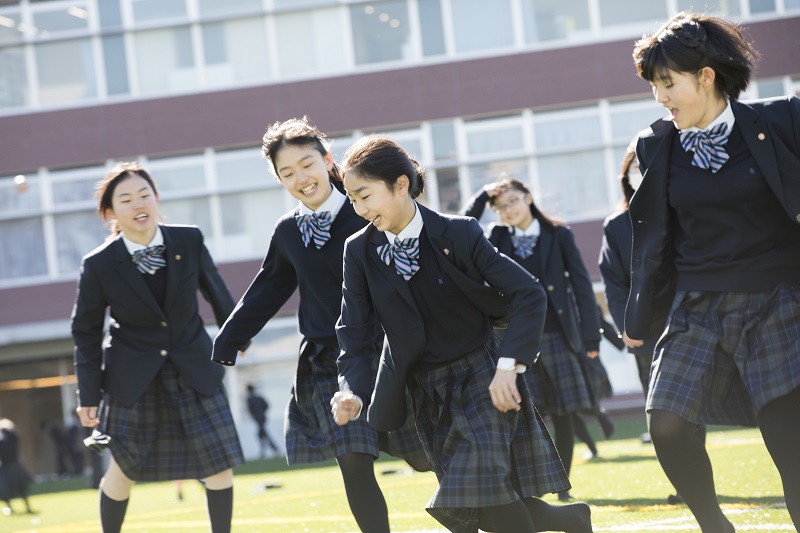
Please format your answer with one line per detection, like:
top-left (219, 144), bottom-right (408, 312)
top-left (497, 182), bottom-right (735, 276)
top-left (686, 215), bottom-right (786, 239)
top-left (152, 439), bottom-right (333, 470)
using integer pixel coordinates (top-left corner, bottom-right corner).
top-left (466, 218), bottom-right (547, 367)
top-left (460, 189), bottom-right (491, 220)
top-left (336, 241), bottom-right (380, 405)
top-left (70, 260), bottom-right (107, 408)
top-left (212, 229), bottom-right (298, 365)
top-left (599, 218), bottom-right (631, 333)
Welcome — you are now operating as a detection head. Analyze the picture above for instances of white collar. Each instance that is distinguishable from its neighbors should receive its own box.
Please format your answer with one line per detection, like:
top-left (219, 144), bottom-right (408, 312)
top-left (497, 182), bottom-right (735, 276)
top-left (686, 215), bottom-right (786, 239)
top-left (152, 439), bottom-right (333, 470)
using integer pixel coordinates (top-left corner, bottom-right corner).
top-left (681, 99), bottom-right (735, 134)
top-left (385, 202), bottom-right (423, 243)
top-left (511, 218), bottom-right (541, 238)
top-left (298, 187), bottom-right (347, 219)
top-left (122, 226), bottom-right (164, 254)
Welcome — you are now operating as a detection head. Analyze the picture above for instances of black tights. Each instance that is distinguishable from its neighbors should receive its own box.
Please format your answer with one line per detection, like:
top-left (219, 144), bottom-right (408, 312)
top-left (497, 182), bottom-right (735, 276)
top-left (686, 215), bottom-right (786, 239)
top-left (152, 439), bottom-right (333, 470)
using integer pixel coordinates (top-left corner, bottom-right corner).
top-left (337, 452), bottom-right (389, 533)
top-left (552, 414), bottom-right (575, 477)
top-left (651, 389), bottom-right (800, 533)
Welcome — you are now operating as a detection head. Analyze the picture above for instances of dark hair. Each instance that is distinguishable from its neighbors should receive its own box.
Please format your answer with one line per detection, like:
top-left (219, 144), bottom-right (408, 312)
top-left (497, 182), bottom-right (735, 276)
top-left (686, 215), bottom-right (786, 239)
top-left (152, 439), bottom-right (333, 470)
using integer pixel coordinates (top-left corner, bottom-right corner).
top-left (633, 11), bottom-right (758, 100)
top-left (486, 177), bottom-right (561, 227)
top-left (96, 161), bottom-right (159, 237)
top-left (619, 139), bottom-right (638, 210)
top-left (341, 135), bottom-right (425, 199)
top-left (261, 116), bottom-right (344, 193)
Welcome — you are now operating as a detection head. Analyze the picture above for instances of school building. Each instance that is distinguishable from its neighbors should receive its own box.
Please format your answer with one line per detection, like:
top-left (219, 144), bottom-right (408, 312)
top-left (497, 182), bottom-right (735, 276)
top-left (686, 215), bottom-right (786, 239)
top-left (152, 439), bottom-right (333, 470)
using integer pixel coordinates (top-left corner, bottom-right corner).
top-left (1, 0), bottom-right (799, 475)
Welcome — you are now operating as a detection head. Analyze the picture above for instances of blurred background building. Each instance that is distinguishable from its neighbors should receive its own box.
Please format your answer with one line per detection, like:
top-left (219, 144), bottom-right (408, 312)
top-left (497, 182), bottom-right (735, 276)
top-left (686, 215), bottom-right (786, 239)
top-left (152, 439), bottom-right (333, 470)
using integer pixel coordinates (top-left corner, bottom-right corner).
top-left (0, 0), bottom-right (798, 475)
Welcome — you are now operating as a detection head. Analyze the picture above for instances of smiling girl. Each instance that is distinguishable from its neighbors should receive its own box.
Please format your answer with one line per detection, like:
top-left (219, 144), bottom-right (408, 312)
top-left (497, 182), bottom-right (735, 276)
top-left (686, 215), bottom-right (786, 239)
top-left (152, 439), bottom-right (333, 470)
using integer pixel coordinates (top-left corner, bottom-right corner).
top-left (332, 135), bottom-right (593, 533)
top-left (628, 12), bottom-right (800, 532)
top-left (71, 162), bottom-right (243, 533)
top-left (212, 118), bottom-right (427, 533)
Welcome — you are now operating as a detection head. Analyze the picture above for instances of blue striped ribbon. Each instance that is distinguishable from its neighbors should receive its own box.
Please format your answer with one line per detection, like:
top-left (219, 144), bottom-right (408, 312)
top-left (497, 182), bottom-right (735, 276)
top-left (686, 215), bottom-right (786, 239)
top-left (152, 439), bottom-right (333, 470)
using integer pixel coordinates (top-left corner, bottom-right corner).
top-left (296, 211), bottom-right (332, 249)
top-left (377, 237), bottom-right (420, 281)
top-left (511, 234), bottom-right (538, 259)
top-left (131, 245), bottom-right (166, 275)
top-left (679, 122), bottom-right (730, 173)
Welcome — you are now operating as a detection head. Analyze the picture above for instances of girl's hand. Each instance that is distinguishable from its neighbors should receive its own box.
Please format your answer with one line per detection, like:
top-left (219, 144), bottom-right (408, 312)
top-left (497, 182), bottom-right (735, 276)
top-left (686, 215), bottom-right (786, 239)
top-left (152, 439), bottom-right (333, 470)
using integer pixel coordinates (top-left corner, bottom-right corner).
top-left (76, 406), bottom-right (100, 428)
top-left (330, 392), bottom-right (363, 426)
top-left (489, 370), bottom-right (521, 412)
top-left (623, 331), bottom-right (644, 348)
top-left (484, 183), bottom-right (504, 198)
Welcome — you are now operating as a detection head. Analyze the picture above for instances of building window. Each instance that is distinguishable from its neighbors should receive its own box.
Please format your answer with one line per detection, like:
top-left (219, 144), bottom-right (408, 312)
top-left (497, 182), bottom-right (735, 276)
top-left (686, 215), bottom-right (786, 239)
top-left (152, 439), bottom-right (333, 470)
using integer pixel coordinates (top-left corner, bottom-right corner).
top-left (676, 0), bottom-right (740, 16)
top-left (349, 1), bottom-right (412, 65)
top-left (54, 210), bottom-right (107, 276)
top-left (49, 166), bottom-right (105, 206)
top-left (0, 174), bottom-right (41, 215)
top-left (0, 45), bottom-right (28, 108)
top-left (608, 100), bottom-right (665, 143)
top-left (202, 17), bottom-right (271, 87)
top-left (133, 26), bottom-right (197, 94)
top-left (465, 116), bottom-right (525, 156)
top-left (521, 0), bottom-right (591, 43)
top-left (35, 38), bottom-right (97, 105)
top-left (198, 0), bottom-right (263, 18)
top-left (0, 9), bottom-right (22, 43)
top-left (274, 8), bottom-right (345, 78)
top-left (418, 0), bottom-right (445, 56)
top-left (750, 0), bottom-right (776, 13)
top-left (450, 0), bottom-right (514, 53)
top-left (31, 3), bottom-right (91, 35)
top-left (102, 34), bottom-right (130, 96)
top-left (0, 218), bottom-right (48, 281)
top-left (129, 0), bottom-right (188, 24)
top-left (219, 189), bottom-right (285, 260)
top-left (533, 109), bottom-right (602, 149)
top-left (537, 150), bottom-right (608, 221)
top-left (160, 197), bottom-right (213, 239)
top-left (146, 155), bottom-right (207, 194)
top-left (598, 0), bottom-right (667, 28)
top-left (468, 159), bottom-right (528, 200)
top-left (215, 147), bottom-right (271, 190)
top-left (434, 167), bottom-right (461, 214)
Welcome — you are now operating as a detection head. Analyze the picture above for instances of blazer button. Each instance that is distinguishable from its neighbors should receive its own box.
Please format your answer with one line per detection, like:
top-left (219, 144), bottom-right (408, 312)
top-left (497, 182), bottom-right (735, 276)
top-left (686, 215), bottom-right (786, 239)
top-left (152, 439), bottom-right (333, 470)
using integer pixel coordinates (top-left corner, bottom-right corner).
top-left (796, 214), bottom-right (800, 223)
top-left (546, 285), bottom-right (555, 291)
top-left (160, 350), bottom-right (168, 356)
top-left (557, 309), bottom-right (563, 315)
top-left (160, 321), bottom-right (168, 327)
top-left (757, 133), bottom-right (766, 141)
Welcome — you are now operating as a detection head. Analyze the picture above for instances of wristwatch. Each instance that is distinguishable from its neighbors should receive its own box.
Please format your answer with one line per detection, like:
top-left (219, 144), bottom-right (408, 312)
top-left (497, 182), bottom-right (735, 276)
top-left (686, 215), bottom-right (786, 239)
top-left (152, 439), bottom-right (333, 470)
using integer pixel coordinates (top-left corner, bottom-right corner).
top-left (496, 357), bottom-right (517, 372)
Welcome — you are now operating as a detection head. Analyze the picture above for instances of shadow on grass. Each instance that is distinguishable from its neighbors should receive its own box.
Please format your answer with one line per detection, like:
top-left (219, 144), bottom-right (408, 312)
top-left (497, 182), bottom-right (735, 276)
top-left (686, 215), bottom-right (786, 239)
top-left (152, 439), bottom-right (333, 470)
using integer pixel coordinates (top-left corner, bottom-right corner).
top-left (586, 494), bottom-right (785, 507)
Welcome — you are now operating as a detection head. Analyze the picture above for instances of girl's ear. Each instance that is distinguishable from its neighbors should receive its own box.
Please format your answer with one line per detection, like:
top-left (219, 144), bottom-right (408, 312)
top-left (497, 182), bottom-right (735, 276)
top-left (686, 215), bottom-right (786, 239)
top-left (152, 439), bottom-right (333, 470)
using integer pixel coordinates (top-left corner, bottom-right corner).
top-left (698, 66), bottom-right (716, 88)
top-left (394, 174), bottom-right (410, 195)
top-left (324, 152), bottom-right (335, 172)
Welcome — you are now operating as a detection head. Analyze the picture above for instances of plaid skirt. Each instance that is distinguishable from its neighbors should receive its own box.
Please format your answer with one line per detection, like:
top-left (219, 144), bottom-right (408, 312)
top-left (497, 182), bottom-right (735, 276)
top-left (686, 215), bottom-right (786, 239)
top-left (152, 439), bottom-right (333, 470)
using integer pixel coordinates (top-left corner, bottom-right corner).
top-left (101, 359), bottom-right (244, 482)
top-left (648, 284), bottom-right (800, 427)
top-left (526, 332), bottom-right (594, 416)
top-left (409, 344), bottom-right (570, 533)
top-left (285, 340), bottom-right (426, 465)
top-left (581, 355), bottom-right (613, 402)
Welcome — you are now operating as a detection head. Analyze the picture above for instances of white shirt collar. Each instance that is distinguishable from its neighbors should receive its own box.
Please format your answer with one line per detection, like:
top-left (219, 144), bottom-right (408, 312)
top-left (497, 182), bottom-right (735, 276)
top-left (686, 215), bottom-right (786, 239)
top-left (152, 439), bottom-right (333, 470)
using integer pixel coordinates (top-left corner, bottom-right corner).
top-left (681, 99), bottom-right (735, 134)
top-left (511, 218), bottom-right (540, 238)
top-left (298, 187), bottom-right (347, 219)
top-left (385, 202), bottom-right (423, 243)
top-left (122, 225), bottom-right (164, 254)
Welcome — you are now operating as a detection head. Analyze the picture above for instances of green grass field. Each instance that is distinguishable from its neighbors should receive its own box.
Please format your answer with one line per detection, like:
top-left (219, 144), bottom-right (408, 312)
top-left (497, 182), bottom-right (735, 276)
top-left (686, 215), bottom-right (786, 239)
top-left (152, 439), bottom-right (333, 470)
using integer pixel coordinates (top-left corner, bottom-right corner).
top-left (3, 417), bottom-right (792, 532)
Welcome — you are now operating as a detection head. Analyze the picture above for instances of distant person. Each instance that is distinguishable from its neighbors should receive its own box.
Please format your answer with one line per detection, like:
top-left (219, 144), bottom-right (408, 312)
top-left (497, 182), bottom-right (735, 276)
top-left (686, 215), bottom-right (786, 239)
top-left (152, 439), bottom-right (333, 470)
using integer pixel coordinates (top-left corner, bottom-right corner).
top-left (64, 412), bottom-right (85, 476)
top-left (71, 162), bottom-right (243, 533)
top-left (246, 384), bottom-right (279, 457)
top-left (0, 418), bottom-right (34, 515)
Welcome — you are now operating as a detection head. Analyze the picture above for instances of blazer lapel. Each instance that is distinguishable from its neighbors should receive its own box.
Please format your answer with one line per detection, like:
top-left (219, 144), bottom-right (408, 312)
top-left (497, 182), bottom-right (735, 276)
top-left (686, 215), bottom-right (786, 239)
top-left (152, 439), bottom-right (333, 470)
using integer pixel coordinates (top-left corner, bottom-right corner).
top-left (733, 100), bottom-right (783, 200)
top-left (113, 238), bottom-right (164, 317)
top-left (535, 224), bottom-right (554, 276)
top-left (367, 228), bottom-right (420, 314)
top-left (160, 226), bottom-right (184, 314)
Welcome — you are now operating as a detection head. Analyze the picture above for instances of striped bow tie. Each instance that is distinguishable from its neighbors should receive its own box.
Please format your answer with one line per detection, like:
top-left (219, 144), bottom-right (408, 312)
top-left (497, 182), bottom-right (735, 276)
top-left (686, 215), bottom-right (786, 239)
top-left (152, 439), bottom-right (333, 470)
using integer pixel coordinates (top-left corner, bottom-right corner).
top-left (131, 245), bottom-right (166, 275)
top-left (679, 122), bottom-right (731, 173)
top-left (296, 211), bottom-right (332, 249)
top-left (511, 234), bottom-right (538, 259)
top-left (377, 237), bottom-right (420, 281)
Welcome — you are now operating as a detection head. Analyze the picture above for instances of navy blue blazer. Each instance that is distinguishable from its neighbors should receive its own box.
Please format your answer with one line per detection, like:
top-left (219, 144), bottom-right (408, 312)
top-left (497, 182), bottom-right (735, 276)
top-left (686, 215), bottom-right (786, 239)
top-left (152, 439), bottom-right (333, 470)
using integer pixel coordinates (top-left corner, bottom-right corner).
top-left (71, 225), bottom-right (237, 407)
top-left (336, 204), bottom-right (547, 431)
top-left (599, 209), bottom-right (633, 337)
top-left (462, 192), bottom-right (602, 353)
top-left (626, 96), bottom-right (800, 339)
top-left (213, 201), bottom-right (368, 365)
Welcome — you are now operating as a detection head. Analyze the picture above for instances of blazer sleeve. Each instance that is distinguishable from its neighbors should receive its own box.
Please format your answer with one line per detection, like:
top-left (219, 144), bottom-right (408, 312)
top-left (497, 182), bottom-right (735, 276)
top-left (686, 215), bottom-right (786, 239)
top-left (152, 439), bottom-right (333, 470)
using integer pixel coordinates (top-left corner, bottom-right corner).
top-left (336, 238), bottom-right (380, 403)
top-left (460, 189), bottom-right (490, 220)
top-left (599, 216), bottom-right (630, 334)
top-left (466, 218), bottom-right (547, 366)
top-left (196, 229), bottom-right (238, 328)
top-left (212, 227), bottom-right (298, 365)
top-left (558, 226), bottom-right (602, 351)
top-left (71, 259), bottom-right (108, 408)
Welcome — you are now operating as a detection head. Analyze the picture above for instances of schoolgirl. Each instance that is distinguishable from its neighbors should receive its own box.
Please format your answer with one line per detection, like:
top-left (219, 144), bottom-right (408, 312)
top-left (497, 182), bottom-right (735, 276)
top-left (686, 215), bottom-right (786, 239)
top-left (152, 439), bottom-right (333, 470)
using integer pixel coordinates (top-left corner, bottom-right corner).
top-left (212, 118), bottom-right (426, 533)
top-left (71, 162), bottom-right (243, 533)
top-left (332, 135), bottom-right (593, 533)
top-left (629, 12), bottom-right (800, 532)
top-left (462, 178), bottom-right (602, 500)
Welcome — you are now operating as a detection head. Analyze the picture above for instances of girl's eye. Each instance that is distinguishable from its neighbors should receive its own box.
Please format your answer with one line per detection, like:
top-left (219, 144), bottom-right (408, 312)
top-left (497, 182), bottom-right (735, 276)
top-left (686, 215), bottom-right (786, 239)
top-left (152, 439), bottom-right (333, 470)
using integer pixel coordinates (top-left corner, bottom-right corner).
top-left (304, 164), bottom-right (313, 169)
top-left (283, 173), bottom-right (293, 179)
top-left (362, 195), bottom-right (369, 200)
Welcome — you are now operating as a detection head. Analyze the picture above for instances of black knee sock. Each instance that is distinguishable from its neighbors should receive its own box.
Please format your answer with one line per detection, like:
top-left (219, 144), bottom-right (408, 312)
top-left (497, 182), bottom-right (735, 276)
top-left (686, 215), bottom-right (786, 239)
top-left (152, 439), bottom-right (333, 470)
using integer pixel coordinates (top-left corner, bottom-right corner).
top-left (572, 414), bottom-right (597, 456)
top-left (552, 414), bottom-right (575, 478)
top-left (482, 500), bottom-right (536, 533)
top-left (206, 487), bottom-right (233, 533)
top-left (758, 387), bottom-right (800, 530)
top-left (337, 452), bottom-right (389, 533)
top-left (649, 410), bottom-right (731, 532)
top-left (99, 490), bottom-right (128, 533)
top-left (524, 497), bottom-right (593, 533)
